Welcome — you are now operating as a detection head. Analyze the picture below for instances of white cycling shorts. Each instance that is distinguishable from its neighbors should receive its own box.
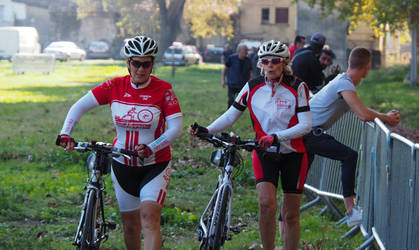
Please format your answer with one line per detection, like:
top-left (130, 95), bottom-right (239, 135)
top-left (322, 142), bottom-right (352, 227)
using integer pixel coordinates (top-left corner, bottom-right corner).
top-left (111, 162), bottom-right (171, 212)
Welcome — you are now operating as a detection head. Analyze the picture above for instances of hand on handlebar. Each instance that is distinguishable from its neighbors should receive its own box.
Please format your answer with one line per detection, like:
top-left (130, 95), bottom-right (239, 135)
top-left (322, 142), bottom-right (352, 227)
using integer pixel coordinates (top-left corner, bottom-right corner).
top-left (56, 134), bottom-right (76, 152)
top-left (258, 134), bottom-right (278, 148)
top-left (135, 144), bottom-right (152, 158)
top-left (188, 122), bottom-right (209, 136)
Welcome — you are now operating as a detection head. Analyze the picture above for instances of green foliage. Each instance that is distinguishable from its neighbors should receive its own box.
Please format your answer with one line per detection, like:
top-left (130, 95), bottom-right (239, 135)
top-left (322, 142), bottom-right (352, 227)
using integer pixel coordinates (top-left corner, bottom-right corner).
top-left (184, 0), bottom-right (239, 39)
top-left (0, 60), bottom-right (414, 248)
top-left (302, 0), bottom-right (419, 31)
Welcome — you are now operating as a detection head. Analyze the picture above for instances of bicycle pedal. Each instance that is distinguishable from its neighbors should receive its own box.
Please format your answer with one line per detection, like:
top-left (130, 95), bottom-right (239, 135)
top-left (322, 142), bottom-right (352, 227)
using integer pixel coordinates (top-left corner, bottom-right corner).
top-left (106, 222), bottom-right (117, 230)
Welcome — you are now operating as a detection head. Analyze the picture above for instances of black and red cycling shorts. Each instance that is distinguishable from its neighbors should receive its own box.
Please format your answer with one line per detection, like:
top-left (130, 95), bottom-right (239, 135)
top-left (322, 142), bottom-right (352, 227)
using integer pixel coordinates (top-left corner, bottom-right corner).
top-left (252, 150), bottom-right (309, 194)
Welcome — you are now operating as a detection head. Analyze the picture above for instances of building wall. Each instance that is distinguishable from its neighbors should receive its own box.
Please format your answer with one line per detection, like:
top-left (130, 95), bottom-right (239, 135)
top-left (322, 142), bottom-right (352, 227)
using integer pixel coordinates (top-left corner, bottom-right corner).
top-left (239, 0), bottom-right (297, 44)
top-left (347, 23), bottom-right (379, 50)
top-left (0, 0), bottom-right (25, 26)
top-left (20, 4), bottom-right (52, 48)
top-left (296, 1), bottom-right (348, 68)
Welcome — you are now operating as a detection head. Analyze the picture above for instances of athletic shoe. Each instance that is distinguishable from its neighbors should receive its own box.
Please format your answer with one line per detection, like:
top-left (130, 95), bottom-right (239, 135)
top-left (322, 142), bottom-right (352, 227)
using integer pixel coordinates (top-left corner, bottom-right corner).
top-left (346, 205), bottom-right (362, 227)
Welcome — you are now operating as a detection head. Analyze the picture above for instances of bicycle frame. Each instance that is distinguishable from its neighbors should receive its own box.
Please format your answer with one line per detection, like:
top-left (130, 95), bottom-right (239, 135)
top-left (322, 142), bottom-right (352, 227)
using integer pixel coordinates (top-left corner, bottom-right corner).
top-left (194, 130), bottom-right (262, 249)
top-left (200, 154), bottom-right (235, 242)
top-left (73, 153), bottom-right (108, 248)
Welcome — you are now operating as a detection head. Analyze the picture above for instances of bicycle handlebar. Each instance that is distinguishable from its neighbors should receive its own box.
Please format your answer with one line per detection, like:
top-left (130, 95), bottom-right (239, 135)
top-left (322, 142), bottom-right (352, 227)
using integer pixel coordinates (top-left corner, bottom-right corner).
top-left (73, 141), bottom-right (139, 158)
top-left (191, 122), bottom-right (279, 152)
top-left (56, 135), bottom-right (141, 161)
top-left (196, 131), bottom-right (261, 152)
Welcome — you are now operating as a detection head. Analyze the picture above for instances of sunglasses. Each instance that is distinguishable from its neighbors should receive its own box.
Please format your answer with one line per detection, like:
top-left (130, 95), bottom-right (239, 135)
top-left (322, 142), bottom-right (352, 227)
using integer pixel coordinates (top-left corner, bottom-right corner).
top-left (130, 59), bottom-right (153, 69)
top-left (260, 58), bottom-right (283, 65)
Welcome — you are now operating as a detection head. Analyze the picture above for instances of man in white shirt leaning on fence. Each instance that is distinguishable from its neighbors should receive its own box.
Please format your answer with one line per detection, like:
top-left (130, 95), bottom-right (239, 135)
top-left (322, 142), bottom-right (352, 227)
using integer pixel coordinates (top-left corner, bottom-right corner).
top-left (303, 47), bottom-right (400, 226)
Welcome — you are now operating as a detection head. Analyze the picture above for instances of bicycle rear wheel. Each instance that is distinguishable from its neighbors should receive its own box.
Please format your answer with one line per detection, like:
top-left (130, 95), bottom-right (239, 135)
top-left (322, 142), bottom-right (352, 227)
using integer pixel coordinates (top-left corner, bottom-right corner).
top-left (79, 189), bottom-right (99, 250)
top-left (210, 186), bottom-right (231, 249)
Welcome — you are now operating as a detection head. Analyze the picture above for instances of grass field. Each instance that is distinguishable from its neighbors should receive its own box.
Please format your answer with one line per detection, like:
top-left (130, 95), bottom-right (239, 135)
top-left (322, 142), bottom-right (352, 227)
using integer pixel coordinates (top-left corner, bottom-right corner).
top-left (0, 60), bottom-right (416, 249)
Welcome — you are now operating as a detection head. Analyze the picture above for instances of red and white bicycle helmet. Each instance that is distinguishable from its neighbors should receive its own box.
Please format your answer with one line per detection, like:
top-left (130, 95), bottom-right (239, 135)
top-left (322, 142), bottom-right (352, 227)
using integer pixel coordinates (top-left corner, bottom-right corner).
top-left (123, 35), bottom-right (158, 58)
top-left (258, 40), bottom-right (290, 63)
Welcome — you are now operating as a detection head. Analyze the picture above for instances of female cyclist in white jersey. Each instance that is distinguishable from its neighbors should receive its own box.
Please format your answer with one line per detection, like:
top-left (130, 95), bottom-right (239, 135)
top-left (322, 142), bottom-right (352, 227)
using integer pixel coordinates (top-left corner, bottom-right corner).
top-left (58, 35), bottom-right (183, 249)
top-left (189, 40), bottom-right (311, 250)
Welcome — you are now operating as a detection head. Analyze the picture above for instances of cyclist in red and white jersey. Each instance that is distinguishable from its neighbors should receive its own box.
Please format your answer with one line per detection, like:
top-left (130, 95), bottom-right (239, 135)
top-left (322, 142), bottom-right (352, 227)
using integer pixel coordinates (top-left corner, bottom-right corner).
top-left (58, 35), bottom-right (182, 249)
top-left (189, 40), bottom-right (311, 250)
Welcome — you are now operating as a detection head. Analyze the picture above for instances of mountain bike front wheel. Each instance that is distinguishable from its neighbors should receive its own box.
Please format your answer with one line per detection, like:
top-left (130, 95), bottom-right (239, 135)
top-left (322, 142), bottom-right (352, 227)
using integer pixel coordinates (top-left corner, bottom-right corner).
top-left (79, 189), bottom-right (99, 250)
top-left (210, 186), bottom-right (231, 250)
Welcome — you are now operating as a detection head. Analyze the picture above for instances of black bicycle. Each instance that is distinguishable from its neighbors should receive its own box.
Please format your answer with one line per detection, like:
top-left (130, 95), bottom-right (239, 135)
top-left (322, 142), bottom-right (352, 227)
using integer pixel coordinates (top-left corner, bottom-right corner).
top-left (56, 137), bottom-right (139, 249)
top-left (193, 127), bottom-right (263, 250)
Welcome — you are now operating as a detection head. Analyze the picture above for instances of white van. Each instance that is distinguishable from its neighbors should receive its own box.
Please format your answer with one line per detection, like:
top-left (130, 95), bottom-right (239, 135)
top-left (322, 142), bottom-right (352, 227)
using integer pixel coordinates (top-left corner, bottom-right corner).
top-left (0, 26), bottom-right (41, 60)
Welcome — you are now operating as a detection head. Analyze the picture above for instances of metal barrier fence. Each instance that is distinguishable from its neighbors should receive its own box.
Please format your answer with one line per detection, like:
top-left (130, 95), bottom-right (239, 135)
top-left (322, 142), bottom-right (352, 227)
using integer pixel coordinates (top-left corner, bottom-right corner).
top-left (12, 53), bottom-right (55, 74)
top-left (302, 113), bottom-right (419, 250)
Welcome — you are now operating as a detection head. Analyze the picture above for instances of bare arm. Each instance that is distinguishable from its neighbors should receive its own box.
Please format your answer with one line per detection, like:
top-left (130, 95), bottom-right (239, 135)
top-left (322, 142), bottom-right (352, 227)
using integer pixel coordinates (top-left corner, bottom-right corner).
top-left (221, 66), bottom-right (227, 87)
top-left (341, 90), bottom-right (401, 126)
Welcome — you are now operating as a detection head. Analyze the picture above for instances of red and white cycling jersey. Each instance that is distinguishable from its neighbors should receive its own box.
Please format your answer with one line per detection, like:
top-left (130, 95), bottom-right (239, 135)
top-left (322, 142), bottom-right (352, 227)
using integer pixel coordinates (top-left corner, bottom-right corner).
top-left (233, 75), bottom-right (310, 153)
top-left (91, 75), bottom-right (182, 166)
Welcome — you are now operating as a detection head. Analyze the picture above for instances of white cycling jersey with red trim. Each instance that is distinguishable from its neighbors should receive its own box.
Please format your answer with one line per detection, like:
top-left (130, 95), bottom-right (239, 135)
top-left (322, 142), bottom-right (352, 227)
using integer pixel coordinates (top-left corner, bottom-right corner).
top-left (233, 75), bottom-right (310, 154)
top-left (91, 75), bottom-right (182, 166)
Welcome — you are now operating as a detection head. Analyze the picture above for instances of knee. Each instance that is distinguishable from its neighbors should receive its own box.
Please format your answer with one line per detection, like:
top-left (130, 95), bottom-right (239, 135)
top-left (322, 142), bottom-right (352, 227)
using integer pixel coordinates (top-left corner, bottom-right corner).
top-left (282, 208), bottom-right (300, 225)
top-left (258, 195), bottom-right (277, 212)
top-left (141, 210), bottom-right (161, 231)
top-left (123, 219), bottom-right (141, 234)
top-left (346, 149), bottom-right (358, 162)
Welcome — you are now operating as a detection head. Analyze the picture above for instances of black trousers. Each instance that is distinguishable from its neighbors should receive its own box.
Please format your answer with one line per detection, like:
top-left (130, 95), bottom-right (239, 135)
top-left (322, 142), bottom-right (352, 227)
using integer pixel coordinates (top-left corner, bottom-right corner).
top-left (304, 131), bottom-right (358, 198)
top-left (227, 86), bottom-right (242, 108)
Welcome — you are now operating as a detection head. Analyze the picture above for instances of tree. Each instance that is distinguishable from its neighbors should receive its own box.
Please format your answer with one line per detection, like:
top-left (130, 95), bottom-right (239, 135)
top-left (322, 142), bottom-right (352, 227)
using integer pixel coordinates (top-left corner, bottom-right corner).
top-left (303, 0), bottom-right (419, 86)
top-left (156, 0), bottom-right (186, 53)
top-left (184, 0), bottom-right (239, 40)
top-left (49, 0), bottom-right (80, 41)
top-left (73, 0), bottom-right (239, 58)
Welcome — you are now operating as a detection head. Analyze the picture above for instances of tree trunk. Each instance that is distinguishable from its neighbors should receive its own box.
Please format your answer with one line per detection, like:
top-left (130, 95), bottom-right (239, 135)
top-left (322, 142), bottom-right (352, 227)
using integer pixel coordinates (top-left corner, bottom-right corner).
top-left (409, 11), bottom-right (418, 87)
top-left (156, 0), bottom-right (186, 58)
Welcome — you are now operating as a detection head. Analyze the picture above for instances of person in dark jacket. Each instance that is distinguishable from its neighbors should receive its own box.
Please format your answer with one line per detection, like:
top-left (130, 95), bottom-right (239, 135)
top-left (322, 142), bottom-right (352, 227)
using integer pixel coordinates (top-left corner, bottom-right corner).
top-left (221, 44), bottom-right (253, 108)
top-left (291, 32), bottom-right (326, 92)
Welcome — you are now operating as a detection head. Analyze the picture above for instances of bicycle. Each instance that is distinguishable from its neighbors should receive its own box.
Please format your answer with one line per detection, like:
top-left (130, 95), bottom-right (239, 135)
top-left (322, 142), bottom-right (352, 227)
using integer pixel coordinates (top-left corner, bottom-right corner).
top-left (55, 136), bottom-right (140, 250)
top-left (193, 127), bottom-right (264, 250)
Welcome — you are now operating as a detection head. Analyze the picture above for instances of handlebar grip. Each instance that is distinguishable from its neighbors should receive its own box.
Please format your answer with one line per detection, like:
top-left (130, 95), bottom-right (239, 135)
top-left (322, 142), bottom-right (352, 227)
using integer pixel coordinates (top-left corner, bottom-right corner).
top-left (56, 134), bottom-right (75, 146)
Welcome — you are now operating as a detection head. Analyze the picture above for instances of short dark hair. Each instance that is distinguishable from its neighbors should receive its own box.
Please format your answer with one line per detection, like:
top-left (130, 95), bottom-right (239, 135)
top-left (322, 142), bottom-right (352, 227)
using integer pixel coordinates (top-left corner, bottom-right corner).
top-left (349, 47), bottom-right (371, 69)
top-left (321, 49), bottom-right (335, 59)
top-left (294, 35), bottom-right (305, 45)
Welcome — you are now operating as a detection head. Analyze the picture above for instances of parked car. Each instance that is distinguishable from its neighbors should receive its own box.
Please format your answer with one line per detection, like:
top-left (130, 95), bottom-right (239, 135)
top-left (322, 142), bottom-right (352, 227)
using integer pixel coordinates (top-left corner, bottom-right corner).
top-left (43, 41), bottom-right (86, 61)
top-left (86, 41), bottom-right (110, 59)
top-left (162, 46), bottom-right (196, 66)
top-left (184, 45), bottom-right (202, 64)
top-left (203, 45), bottom-right (223, 63)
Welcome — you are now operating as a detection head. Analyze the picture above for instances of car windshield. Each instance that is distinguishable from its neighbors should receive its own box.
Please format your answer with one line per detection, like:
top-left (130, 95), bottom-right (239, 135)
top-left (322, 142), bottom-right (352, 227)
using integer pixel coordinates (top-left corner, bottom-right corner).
top-left (89, 42), bottom-right (108, 49)
top-left (49, 42), bottom-right (77, 48)
top-left (166, 47), bottom-right (183, 54)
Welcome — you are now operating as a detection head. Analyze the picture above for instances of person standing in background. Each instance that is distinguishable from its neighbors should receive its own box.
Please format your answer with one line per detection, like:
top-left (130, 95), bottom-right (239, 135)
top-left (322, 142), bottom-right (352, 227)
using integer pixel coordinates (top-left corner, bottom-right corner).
top-left (221, 44), bottom-right (233, 64)
top-left (289, 35), bottom-right (306, 60)
top-left (221, 44), bottom-right (253, 108)
top-left (291, 32), bottom-right (326, 92)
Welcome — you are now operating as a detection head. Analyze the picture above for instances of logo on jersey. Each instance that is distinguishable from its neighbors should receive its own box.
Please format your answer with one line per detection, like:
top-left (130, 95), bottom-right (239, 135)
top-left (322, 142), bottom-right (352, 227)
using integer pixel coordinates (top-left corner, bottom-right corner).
top-left (115, 106), bottom-right (155, 129)
top-left (139, 95), bottom-right (152, 100)
top-left (275, 98), bottom-right (292, 109)
top-left (99, 79), bottom-right (114, 89)
top-left (164, 89), bottom-right (178, 106)
top-left (123, 93), bottom-right (131, 98)
top-left (137, 109), bottom-right (153, 122)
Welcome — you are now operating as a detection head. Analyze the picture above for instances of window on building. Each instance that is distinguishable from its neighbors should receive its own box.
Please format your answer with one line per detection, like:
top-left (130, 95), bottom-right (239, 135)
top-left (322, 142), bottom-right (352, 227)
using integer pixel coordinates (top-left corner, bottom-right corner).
top-left (0, 6), bottom-right (4, 21)
top-left (261, 8), bottom-right (269, 24)
top-left (275, 8), bottom-right (288, 24)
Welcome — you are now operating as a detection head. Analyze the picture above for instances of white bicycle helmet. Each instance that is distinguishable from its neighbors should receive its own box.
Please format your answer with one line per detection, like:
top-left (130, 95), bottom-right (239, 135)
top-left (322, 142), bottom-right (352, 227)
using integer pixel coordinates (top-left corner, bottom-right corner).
top-left (258, 40), bottom-right (290, 64)
top-left (123, 35), bottom-right (158, 58)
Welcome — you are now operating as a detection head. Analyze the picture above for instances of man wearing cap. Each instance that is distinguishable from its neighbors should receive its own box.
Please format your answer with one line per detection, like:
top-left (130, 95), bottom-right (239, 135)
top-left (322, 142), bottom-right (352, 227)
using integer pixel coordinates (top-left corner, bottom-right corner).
top-left (291, 32), bottom-right (327, 92)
